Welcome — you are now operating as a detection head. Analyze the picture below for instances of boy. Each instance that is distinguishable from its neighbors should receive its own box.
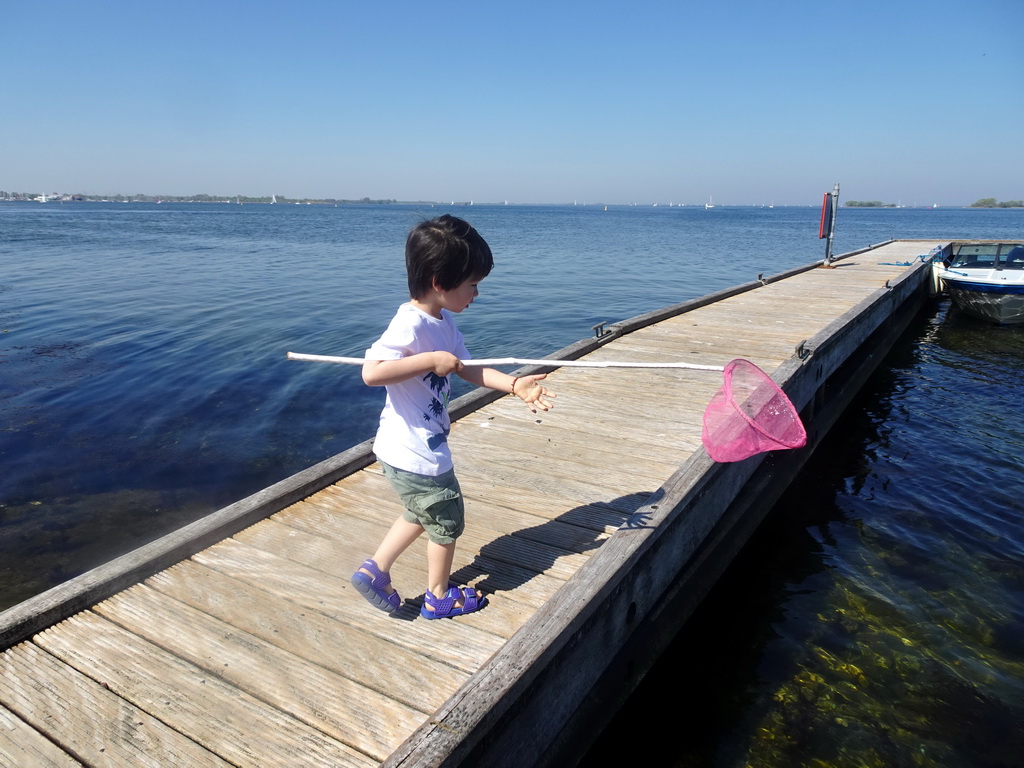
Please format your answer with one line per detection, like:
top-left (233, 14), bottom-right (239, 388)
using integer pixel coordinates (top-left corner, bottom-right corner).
top-left (352, 215), bottom-right (554, 619)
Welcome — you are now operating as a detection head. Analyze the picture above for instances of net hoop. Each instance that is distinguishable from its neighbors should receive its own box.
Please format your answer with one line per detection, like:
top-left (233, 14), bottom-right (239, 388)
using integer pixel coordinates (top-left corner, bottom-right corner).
top-left (701, 359), bottom-right (807, 462)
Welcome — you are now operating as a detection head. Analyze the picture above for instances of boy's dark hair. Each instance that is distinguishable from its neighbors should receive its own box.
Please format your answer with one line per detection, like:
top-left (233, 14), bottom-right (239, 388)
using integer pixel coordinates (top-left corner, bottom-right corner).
top-left (406, 215), bottom-right (493, 298)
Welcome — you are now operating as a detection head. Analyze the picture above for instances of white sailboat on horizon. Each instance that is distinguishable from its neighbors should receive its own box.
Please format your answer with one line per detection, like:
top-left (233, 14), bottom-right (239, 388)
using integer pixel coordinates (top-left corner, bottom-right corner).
top-left (705, 195), bottom-right (714, 210)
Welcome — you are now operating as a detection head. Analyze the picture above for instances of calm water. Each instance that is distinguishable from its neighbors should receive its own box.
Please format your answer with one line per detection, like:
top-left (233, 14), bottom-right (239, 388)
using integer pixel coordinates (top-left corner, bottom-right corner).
top-left (2, 202), bottom-right (1022, 765)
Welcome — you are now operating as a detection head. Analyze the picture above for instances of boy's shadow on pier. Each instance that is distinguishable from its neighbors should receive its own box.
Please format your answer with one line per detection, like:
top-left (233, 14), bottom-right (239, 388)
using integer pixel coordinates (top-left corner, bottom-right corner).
top-left (451, 489), bottom-right (663, 599)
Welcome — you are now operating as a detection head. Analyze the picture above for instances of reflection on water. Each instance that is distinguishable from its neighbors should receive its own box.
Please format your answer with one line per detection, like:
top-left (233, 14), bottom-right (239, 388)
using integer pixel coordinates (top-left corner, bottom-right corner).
top-left (582, 302), bottom-right (1024, 767)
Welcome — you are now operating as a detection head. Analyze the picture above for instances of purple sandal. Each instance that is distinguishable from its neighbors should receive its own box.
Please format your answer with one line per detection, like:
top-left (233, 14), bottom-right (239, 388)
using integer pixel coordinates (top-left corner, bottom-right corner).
top-left (351, 559), bottom-right (401, 613)
top-left (420, 585), bottom-right (487, 619)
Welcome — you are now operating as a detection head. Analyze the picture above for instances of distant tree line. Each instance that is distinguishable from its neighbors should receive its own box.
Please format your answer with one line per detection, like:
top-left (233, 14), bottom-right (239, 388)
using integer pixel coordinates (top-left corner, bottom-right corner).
top-left (970, 198), bottom-right (1024, 208)
top-left (845, 198), bottom-right (1024, 209)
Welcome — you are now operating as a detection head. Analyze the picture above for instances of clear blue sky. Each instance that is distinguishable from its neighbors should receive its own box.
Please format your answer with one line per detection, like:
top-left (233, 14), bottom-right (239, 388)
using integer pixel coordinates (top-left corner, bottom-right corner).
top-left (3, 0), bottom-right (1021, 205)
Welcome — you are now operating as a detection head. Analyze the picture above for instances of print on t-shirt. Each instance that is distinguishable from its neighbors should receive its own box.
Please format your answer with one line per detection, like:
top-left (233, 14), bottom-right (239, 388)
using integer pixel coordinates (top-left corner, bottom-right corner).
top-left (424, 371), bottom-right (451, 451)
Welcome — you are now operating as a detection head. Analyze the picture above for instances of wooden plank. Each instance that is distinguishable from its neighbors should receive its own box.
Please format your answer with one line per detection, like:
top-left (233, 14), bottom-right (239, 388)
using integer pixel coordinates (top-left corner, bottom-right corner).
top-left (276, 492), bottom-right (612, 556)
top-left (229, 514), bottom-right (563, 628)
top-left (260, 494), bottom-right (576, 625)
top-left (146, 563), bottom-right (463, 713)
top-left (454, 524), bottom-right (594, 581)
top-left (317, 478), bottom-right (636, 532)
top-left (325, 462), bottom-right (608, 529)
top-left (455, 400), bottom-right (698, 451)
top-left (0, 703), bottom-right (82, 767)
top-left (35, 613), bottom-right (375, 768)
top-left (453, 415), bottom-right (705, 459)
top-left (0, 640), bottom-right (232, 767)
top-left (455, 501), bottom-right (613, 558)
top-left (453, 403), bottom-right (703, 460)
top-left (454, 443), bottom-right (673, 500)
top-left (190, 539), bottom-right (509, 663)
top-left (242, 513), bottom-right (585, 587)
top-left (234, 517), bottom-right (369, 574)
top-left (94, 584), bottom-right (424, 762)
top-left (456, 450), bottom-right (663, 507)
top-left (313, 478), bottom-right (414, 522)
top-left (490, 371), bottom-right (717, 415)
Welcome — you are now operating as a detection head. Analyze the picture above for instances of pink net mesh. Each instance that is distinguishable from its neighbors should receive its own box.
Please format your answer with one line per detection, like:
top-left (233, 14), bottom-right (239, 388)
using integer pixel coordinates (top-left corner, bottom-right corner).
top-left (701, 359), bottom-right (807, 462)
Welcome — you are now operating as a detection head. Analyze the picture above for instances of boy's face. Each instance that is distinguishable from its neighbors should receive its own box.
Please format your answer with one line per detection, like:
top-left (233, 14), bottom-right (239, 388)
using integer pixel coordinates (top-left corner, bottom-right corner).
top-left (439, 276), bottom-right (481, 313)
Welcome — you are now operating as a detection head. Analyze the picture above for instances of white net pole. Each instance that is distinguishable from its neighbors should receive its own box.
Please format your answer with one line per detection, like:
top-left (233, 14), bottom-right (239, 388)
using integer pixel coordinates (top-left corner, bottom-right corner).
top-left (286, 351), bottom-right (725, 372)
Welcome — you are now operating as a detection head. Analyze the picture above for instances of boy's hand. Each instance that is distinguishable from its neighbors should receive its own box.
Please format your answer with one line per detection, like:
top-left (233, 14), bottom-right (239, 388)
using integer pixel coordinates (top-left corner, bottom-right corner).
top-left (363, 352), bottom-right (463, 387)
top-left (430, 351), bottom-right (464, 377)
top-left (512, 374), bottom-right (556, 413)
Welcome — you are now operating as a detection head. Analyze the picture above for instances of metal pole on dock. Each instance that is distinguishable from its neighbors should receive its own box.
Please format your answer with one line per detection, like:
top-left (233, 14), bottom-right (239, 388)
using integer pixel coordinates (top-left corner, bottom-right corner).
top-left (821, 182), bottom-right (840, 266)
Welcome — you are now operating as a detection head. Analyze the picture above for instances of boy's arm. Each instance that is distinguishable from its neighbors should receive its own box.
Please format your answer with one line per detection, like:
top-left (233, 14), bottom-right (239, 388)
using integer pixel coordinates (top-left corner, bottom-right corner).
top-left (363, 352), bottom-right (463, 386)
top-left (458, 367), bottom-right (556, 413)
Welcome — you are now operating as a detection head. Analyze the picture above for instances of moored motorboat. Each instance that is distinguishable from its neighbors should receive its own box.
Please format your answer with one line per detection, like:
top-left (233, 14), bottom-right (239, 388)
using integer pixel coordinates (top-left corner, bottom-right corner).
top-left (936, 241), bottom-right (1024, 324)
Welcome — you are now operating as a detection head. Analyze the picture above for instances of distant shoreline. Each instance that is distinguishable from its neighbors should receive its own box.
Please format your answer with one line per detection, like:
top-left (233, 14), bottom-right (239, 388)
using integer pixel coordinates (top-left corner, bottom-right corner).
top-left (3, 194), bottom-right (1020, 209)
top-left (0, 194), bottom-right (408, 205)
top-left (3, 198), bottom-right (1016, 210)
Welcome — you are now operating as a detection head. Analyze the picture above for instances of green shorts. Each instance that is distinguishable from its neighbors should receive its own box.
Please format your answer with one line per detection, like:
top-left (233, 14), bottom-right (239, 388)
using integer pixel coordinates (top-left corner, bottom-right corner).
top-left (380, 461), bottom-right (465, 545)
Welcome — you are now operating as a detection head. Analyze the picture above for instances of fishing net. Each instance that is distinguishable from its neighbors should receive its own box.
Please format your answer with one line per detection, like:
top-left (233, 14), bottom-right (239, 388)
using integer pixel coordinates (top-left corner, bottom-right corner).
top-left (701, 359), bottom-right (807, 462)
top-left (287, 350), bottom-right (807, 462)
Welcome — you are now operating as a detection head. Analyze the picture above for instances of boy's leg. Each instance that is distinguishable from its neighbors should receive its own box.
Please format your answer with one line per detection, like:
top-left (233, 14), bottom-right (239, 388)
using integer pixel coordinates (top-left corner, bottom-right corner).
top-left (425, 540), bottom-right (483, 611)
top-left (427, 539), bottom-right (457, 598)
top-left (360, 516), bottom-right (424, 589)
top-left (353, 515), bottom-right (424, 612)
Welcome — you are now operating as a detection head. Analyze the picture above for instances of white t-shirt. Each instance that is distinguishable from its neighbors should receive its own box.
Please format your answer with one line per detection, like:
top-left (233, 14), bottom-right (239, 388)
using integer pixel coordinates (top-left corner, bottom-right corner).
top-left (366, 303), bottom-right (471, 475)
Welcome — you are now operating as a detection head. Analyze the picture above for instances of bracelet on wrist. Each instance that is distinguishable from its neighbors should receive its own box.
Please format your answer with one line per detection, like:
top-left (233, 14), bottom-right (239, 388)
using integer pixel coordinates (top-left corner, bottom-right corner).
top-left (511, 377), bottom-right (520, 396)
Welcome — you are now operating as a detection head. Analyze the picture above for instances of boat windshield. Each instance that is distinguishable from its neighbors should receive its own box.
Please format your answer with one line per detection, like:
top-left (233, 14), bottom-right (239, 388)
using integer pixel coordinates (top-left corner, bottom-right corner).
top-left (950, 243), bottom-right (1024, 270)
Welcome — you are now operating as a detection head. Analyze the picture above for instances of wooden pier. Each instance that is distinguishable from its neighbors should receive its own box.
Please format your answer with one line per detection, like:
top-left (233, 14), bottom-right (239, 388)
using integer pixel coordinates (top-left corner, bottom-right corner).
top-left (0, 240), bottom-right (945, 767)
